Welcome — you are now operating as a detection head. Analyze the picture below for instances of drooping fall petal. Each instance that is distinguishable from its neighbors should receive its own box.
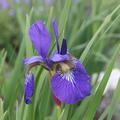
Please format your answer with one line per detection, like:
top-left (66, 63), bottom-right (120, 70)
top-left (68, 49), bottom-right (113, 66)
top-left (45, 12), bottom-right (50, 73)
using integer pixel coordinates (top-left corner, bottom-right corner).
top-left (50, 59), bottom-right (91, 104)
top-left (24, 72), bottom-right (34, 104)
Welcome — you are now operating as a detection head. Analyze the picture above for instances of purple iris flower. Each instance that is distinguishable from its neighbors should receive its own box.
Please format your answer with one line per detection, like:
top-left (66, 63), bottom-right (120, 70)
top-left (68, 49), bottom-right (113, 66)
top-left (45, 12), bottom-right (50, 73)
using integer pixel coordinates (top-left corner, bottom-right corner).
top-left (15, 0), bottom-right (30, 4)
top-left (45, 0), bottom-right (51, 7)
top-left (0, 0), bottom-right (9, 9)
top-left (23, 18), bottom-right (91, 104)
top-left (15, 0), bottom-right (21, 4)
top-left (25, 0), bottom-right (30, 4)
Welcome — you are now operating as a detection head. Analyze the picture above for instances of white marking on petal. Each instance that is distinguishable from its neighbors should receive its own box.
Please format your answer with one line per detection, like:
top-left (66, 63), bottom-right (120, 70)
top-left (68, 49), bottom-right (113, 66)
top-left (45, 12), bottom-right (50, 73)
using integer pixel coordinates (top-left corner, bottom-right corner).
top-left (62, 71), bottom-right (76, 86)
top-left (25, 72), bottom-right (33, 85)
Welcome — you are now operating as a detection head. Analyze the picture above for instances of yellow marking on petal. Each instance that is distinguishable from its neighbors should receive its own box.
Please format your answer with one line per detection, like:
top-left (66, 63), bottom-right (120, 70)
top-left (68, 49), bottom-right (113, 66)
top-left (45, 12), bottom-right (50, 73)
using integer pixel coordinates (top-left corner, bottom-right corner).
top-left (52, 61), bottom-right (74, 74)
top-left (60, 62), bottom-right (70, 73)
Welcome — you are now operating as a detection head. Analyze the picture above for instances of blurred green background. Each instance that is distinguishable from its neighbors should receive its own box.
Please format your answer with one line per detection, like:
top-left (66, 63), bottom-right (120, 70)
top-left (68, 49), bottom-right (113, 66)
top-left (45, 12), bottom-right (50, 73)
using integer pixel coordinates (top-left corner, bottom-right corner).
top-left (0, 0), bottom-right (120, 120)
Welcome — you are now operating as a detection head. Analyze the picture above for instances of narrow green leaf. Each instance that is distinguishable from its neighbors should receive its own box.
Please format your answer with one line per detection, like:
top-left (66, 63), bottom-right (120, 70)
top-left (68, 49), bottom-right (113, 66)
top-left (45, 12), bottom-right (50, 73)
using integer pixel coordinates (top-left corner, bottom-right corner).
top-left (82, 44), bottom-right (120, 120)
top-left (68, 16), bottom-right (103, 48)
top-left (38, 77), bottom-right (50, 120)
top-left (58, 0), bottom-right (72, 44)
top-left (98, 106), bottom-right (110, 120)
top-left (99, 79), bottom-right (120, 120)
top-left (16, 8), bottom-right (25, 32)
top-left (58, 105), bottom-right (70, 120)
top-left (22, 104), bottom-right (33, 120)
top-left (0, 49), bottom-right (7, 74)
top-left (34, 70), bottom-right (48, 111)
top-left (4, 39), bottom-right (25, 110)
top-left (16, 101), bottom-right (19, 120)
top-left (25, 14), bottom-right (33, 57)
top-left (0, 111), bottom-right (8, 120)
top-left (22, 13), bottom-right (34, 120)
top-left (107, 79), bottom-right (120, 120)
top-left (46, 6), bottom-right (54, 30)
top-left (0, 99), bottom-right (4, 117)
top-left (0, 99), bottom-right (8, 120)
top-left (80, 5), bottom-right (120, 63)
top-left (50, 106), bottom-right (59, 120)
top-left (16, 98), bottom-right (25, 120)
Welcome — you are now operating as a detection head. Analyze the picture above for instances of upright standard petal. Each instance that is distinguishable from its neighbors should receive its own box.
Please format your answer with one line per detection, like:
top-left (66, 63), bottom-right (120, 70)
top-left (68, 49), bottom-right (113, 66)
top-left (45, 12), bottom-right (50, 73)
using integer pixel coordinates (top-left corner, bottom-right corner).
top-left (52, 18), bottom-right (60, 53)
top-left (29, 21), bottom-right (51, 58)
top-left (50, 59), bottom-right (91, 104)
top-left (24, 72), bottom-right (34, 104)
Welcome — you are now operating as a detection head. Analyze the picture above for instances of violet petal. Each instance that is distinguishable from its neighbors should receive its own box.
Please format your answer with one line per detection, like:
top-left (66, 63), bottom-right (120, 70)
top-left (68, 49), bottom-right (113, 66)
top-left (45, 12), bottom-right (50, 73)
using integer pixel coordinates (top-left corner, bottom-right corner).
top-left (52, 18), bottom-right (60, 53)
top-left (24, 72), bottom-right (34, 104)
top-left (29, 21), bottom-right (51, 58)
top-left (50, 59), bottom-right (91, 104)
top-left (23, 56), bottom-right (43, 65)
top-left (0, 0), bottom-right (8, 9)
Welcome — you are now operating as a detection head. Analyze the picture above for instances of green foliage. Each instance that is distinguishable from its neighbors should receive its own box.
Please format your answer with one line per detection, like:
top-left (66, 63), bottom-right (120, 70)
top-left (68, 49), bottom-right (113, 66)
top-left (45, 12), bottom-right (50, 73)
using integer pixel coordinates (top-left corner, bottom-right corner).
top-left (83, 44), bottom-right (120, 120)
top-left (0, 0), bottom-right (120, 120)
top-left (0, 49), bottom-right (7, 74)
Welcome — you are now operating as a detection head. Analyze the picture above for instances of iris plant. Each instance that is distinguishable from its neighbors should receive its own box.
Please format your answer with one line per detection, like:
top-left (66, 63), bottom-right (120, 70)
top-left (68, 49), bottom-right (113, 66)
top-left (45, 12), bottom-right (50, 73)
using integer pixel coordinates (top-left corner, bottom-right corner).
top-left (23, 18), bottom-right (91, 105)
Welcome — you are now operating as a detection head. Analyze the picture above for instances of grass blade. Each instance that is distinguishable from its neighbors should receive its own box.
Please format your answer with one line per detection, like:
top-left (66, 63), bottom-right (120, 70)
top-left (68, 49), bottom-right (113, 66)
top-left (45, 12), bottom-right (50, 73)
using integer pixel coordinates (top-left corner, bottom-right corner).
top-left (4, 39), bottom-right (25, 110)
top-left (99, 79), bottom-right (120, 120)
top-left (0, 49), bottom-right (7, 74)
top-left (107, 79), bottom-right (120, 120)
top-left (58, 105), bottom-right (70, 120)
top-left (82, 44), bottom-right (120, 120)
top-left (80, 5), bottom-right (120, 63)
top-left (58, 0), bottom-right (72, 44)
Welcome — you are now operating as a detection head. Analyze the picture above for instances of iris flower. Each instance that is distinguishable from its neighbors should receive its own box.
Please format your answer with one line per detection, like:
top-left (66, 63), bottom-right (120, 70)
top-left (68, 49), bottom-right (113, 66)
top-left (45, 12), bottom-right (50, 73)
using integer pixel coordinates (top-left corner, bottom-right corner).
top-left (15, 0), bottom-right (30, 4)
top-left (23, 18), bottom-right (91, 105)
top-left (0, 0), bottom-right (9, 9)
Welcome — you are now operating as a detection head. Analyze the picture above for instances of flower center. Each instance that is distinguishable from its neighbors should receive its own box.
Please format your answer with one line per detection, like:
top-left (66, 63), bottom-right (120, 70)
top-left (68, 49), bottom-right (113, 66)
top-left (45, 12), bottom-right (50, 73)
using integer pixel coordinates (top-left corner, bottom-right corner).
top-left (52, 60), bottom-right (74, 74)
top-left (52, 60), bottom-right (76, 86)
